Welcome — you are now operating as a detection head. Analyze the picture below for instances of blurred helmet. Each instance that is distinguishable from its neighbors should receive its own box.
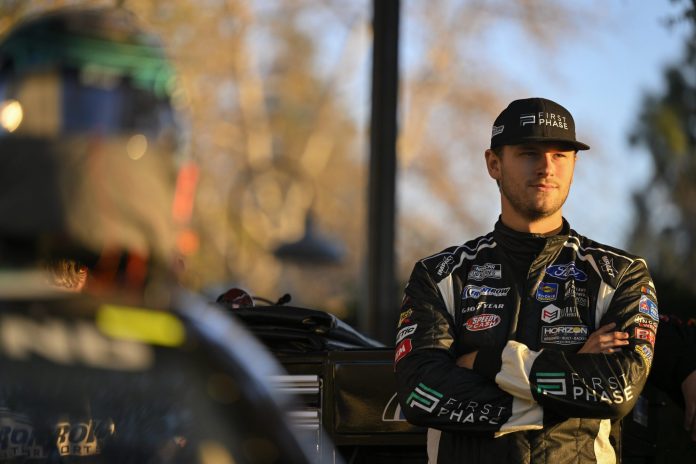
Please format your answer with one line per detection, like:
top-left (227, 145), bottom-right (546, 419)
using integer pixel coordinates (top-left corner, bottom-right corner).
top-left (0, 7), bottom-right (191, 277)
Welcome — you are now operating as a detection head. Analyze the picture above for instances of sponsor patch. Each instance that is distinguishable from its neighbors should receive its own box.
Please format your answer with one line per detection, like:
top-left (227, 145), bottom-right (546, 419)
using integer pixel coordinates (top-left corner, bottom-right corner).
top-left (635, 315), bottom-right (658, 331)
top-left (638, 295), bottom-right (658, 321)
top-left (462, 285), bottom-right (510, 300)
top-left (546, 263), bottom-right (588, 281)
top-left (465, 314), bottom-right (501, 331)
top-left (436, 255), bottom-right (455, 277)
top-left (536, 282), bottom-right (558, 302)
top-left (396, 324), bottom-right (417, 344)
top-left (634, 327), bottom-right (655, 346)
top-left (467, 263), bottom-right (502, 281)
top-left (394, 338), bottom-right (412, 364)
top-left (535, 372), bottom-right (567, 395)
top-left (492, 124), bottom-right (504, 136)
top-left (541, 325), bottom-right (588, 345)
top-left (600, 255), bottom-right (617, 279)
top-left (640, 285), bottom-right (657, 300)
top-left (563, 280), bottom-right (587, 306)
top-left (397, 309), bottom-right (413, 327)
top-left (541, 304), bottom-right (580, 323)
top-left (635, 344), bottom-right (653, 367)
top-left (406, 383), bottom-right (443, 412)
top-left (461, 302), bottom-right (505, 314)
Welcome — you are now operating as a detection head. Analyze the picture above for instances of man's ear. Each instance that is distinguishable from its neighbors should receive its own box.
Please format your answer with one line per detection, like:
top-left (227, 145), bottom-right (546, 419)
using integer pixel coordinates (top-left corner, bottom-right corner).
top-left (485, 149), bottom-right (501, 182)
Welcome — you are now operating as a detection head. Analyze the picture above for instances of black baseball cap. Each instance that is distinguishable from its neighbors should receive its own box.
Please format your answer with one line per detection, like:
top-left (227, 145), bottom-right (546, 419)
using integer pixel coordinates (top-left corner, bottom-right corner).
top-left (490, 97), bottom-right (590, 151)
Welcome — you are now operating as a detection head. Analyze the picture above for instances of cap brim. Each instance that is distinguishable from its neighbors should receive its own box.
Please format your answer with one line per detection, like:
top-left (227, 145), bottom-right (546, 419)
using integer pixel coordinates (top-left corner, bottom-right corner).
top-left (492, 137), bottom-right (590, 151)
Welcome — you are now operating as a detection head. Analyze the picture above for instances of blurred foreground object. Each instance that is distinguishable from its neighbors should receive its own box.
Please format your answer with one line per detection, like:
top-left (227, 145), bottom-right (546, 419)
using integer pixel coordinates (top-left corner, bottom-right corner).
top-left (0, 7), bottom-right (321, 463)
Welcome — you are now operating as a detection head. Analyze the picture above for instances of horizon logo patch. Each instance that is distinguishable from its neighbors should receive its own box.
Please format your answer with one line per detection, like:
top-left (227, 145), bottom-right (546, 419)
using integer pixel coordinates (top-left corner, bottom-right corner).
top-left (541, 325), bottom-right (588, 345)
top-left (536, 282), bottom-right (558, 302)
top-left (520, 114), bottom-right (536, 126)
top-left (546, 263), bottom-right (588, 281)
top-left (535, 372), bottom-right (567, 396)
top-left (638, 295), bottom-right (658, 321)
top-left (462, 285), bottom-right (510, 300)
top-left (406, 383), bottom-right (443, 413)
top-left (465, 314), bottom-right (501, 331)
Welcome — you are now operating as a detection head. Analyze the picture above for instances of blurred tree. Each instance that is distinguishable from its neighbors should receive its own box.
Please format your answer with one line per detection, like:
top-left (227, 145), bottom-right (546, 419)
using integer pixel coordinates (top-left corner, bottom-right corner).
top-left (0, 0), bottom-right (593, 318)
top-left (628, 0), bottom-right (695, 304)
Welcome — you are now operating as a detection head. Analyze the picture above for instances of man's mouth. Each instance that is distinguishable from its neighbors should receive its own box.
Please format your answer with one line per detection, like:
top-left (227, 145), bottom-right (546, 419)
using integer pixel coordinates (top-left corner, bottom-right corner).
top-left (530, 183), bottom-right (558, 192)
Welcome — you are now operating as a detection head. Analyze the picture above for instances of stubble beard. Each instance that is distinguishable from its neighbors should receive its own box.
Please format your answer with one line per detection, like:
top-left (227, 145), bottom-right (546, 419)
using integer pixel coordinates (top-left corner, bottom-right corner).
top-left (499, 178), bottom-right (569, 222)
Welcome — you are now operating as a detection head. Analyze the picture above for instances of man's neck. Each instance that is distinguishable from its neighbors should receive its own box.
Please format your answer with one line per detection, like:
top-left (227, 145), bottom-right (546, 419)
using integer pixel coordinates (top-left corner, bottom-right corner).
top-left (499, 212), bottom-right (564, 236)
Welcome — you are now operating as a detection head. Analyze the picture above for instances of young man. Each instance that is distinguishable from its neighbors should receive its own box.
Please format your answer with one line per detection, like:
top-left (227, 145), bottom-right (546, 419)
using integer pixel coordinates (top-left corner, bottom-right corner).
top-left (394, 98), bottom-right (657, 463)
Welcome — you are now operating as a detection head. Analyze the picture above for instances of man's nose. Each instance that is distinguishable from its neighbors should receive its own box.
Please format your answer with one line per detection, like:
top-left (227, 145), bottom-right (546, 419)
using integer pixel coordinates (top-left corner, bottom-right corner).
top-left (536, 153), bottom-right (554, 176)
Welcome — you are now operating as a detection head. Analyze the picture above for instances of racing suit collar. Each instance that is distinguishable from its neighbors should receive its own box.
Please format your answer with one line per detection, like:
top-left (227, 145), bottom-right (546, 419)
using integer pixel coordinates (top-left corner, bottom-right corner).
top-left (493, 217), bottom-right (570, 271)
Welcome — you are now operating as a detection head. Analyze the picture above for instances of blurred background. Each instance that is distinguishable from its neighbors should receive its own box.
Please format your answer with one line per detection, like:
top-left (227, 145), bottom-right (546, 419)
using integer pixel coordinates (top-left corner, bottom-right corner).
top-left (1, 0), bottom-right (694, 335)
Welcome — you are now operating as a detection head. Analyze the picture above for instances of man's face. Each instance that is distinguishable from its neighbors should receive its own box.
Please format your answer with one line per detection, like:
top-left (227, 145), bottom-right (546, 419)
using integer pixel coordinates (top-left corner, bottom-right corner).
top-left (487, 142), bottom-right (577, 222)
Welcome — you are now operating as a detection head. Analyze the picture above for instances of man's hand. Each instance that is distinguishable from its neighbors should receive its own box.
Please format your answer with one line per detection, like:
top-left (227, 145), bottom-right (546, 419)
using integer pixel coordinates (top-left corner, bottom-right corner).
top-left (578, 322), bottom-right (630, 354)
top-left (682, 370), bottom-right (696, 441)
top-left (456, 351), bottom-right (478, 369)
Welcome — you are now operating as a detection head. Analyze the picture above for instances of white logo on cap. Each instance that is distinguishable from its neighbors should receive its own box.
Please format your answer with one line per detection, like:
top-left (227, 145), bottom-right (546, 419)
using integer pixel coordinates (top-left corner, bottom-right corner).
top-left (492, 125), bottom-right (504, 136)
top-left (520, 114), bottom-right (535, 126)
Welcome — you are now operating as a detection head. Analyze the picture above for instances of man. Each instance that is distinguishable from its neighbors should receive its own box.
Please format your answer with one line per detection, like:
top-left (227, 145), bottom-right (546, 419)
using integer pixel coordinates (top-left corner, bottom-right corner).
top-left (395, 97), bottom-right (656, 463)
top-left (0, 8), bottom-right (316, 462)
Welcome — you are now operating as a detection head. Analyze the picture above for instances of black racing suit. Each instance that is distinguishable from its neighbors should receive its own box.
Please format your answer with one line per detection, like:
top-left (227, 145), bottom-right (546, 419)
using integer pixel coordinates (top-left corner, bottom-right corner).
top-left (394, 219), bottom-right (657, 464)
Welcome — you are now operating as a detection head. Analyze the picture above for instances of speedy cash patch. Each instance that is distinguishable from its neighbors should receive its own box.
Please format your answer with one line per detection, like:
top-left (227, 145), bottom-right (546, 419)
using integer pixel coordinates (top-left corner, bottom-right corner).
top-left (465, 314), bottom-right (501, 331)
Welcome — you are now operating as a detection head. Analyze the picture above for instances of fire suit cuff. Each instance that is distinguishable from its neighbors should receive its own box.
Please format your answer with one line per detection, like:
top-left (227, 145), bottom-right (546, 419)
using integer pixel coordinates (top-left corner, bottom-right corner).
top-left (473, 346), bottom-right (504, 381)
